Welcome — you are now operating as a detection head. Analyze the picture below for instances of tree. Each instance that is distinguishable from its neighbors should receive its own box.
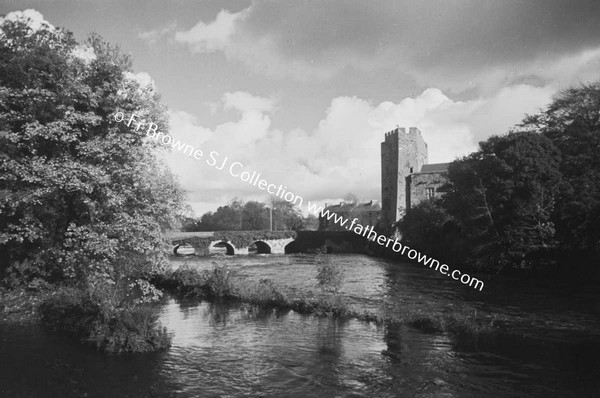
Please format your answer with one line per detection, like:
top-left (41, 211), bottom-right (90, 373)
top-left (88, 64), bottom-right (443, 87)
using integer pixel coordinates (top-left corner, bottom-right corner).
top-left (398, 199), bottom-right (464, 263)
top-left (181, 216), bottom-right (202, 232)
top-left (444, 132), bottom-right (562, 271)
top-left (521, 82), bottom-right (600, 252)
top-left (0, 16), bottom-right (185, 296)
top-left (270, 197), bottom-right (303, 230)
top-left (201, 205), bottom-right (241, 231)
top-left (300, 214), bottom-right (320, 231)
top-left (241, 201), bottom-right (269, 230)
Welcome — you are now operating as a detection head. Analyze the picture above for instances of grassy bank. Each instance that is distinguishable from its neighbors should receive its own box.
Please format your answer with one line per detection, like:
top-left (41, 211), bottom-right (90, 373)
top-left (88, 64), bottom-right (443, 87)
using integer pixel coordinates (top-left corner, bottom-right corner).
top-left (2, 263), bottom-right (497, 353)
top-left (154, 264), bottom-right (498, 348)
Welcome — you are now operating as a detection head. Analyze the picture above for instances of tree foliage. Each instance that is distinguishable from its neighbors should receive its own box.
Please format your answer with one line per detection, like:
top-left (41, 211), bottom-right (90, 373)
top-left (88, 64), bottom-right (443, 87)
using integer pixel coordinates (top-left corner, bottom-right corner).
top-left (398, 199), bottom-right (464, 263)
top-left (443, 132), bottom-right (562, 270)
top-left (0, 16), bottom-right (185, 295)
top-left (185, 197), bottom-right (308, 231)
top-left (521, 82), bottom-right (600, 252)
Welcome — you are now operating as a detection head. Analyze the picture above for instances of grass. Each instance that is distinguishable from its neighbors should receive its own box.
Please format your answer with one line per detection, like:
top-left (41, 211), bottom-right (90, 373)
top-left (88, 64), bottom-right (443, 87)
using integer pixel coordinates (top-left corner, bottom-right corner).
top-left (155, 264), bottom-right (500, 349)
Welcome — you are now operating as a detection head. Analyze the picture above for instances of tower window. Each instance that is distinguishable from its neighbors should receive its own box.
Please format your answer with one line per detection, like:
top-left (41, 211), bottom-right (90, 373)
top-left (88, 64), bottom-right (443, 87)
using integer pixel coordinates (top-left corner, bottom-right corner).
top-left (427, 187), bottom-right (435, 199)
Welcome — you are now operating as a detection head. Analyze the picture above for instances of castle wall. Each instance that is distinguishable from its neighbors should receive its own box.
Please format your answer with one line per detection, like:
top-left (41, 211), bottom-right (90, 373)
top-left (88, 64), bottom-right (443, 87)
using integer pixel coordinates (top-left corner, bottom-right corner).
top-left (407, 172), bottom-right (449, 209)
top-left (381, 127), bottom-right (428, 225)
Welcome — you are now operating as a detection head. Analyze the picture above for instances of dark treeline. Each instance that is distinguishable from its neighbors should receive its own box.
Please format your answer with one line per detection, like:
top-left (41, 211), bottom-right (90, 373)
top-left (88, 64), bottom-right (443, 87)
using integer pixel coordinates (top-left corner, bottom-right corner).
top-left (399, 82), bottom-right (600, 274)
top-left (182, 198), bottom-right (319, 231)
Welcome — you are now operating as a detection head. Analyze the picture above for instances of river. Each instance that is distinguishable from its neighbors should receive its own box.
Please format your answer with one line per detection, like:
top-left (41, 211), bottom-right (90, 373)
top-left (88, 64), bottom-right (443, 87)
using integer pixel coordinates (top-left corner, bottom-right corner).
top-left (0, 254), bottom-right (599, 397)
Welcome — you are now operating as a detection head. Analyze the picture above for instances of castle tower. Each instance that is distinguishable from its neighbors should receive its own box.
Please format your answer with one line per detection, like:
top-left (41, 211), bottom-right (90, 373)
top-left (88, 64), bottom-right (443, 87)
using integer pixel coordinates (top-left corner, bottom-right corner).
top-left (381, 127), bottom-right (428, 226)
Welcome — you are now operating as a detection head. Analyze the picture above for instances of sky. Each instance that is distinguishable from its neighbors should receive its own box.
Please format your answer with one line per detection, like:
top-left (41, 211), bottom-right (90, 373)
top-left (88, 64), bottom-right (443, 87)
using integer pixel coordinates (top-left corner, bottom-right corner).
top-left (2, 1), bottom-right (600, 216)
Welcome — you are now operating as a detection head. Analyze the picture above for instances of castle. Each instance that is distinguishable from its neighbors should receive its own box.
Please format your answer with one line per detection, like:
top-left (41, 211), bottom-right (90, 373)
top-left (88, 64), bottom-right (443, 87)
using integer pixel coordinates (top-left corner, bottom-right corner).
top-left (381, 127), bottom-right (449, 226)
top-left (319, 126), bottom-right (448, 231)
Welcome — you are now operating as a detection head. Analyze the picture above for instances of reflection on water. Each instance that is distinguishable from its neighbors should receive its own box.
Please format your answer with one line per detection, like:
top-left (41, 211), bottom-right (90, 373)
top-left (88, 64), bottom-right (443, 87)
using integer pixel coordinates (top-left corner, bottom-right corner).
top-left (0, 254), bottom-right (599, 397)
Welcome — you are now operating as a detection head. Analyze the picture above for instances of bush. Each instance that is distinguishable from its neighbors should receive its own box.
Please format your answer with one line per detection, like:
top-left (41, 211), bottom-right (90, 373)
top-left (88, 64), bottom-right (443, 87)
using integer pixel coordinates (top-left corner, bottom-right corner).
top-left (311, 294), bottom-right (350, 317)
top-left (206, 265), bottom-right (235, 297)
top-left (40, 287), bottom-right (171, 354)
top-left (315, 258), bottom-right (344, 293)
top-left (88, 306), bottom-right (171, 354)
top-left (40, 288), bottom-right (105, 337)
top-left (445, 312), bottom-right (496, 349)
top-left (170, 265), bottom-right (208, 297)
top-left (236, 279), bottom-right (288, 306)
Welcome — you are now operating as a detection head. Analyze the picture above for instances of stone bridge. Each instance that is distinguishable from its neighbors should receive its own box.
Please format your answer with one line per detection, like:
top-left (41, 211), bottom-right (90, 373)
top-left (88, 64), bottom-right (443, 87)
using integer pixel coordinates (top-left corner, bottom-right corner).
top-left (167, 231), bottom-right (296, 256)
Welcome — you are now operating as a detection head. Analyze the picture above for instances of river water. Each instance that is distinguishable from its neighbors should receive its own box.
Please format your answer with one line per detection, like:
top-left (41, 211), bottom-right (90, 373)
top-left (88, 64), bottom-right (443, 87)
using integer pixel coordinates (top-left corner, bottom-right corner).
top-left (1, 254), bottom-right (599, 397)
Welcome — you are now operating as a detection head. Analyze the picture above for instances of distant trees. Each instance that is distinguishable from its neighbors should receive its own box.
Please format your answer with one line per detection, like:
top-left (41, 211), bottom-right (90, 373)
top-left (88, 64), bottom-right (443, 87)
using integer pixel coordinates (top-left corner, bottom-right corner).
top-left (241, 200), bottom-right (269, 230)
top-left (183, 197), bottom-right (309, 231)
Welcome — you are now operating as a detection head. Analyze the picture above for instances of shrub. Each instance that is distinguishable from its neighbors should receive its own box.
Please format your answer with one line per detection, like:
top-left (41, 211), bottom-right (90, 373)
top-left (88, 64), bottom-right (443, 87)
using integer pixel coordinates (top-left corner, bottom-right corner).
top-left (311, 294), bottom-right (350, 317)
top-left (88, 306), bottom-right (171, 354)
top-left (40, 287), bottom-right (171, 354)
top-left (40, 288), bottom-right (105, 337)
top-left (315, 258), bottom-right (344, 294)
top-left (206, 265), bottom-right (235, 297)
top-left (235, 279), bottom-right (288, 306)
top-left (170, 265), bottom-right (208, 297)
top-left (445, 312), bottom-right (496, 349)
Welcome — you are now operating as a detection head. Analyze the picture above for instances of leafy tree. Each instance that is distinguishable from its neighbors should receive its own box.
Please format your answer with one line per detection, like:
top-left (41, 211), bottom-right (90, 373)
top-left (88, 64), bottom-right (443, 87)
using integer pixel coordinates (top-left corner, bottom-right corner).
top-left (0, 15), bottom-right (184, 298)
top-left (444, 132), bottom-right (562, 271)
top-left (521, 82), bottom-right (600, 252)
top-left (398, 199), bottom-right (465, 263)
top-left (191, 198), bottom-right (306, 231)
top-left (198, 200), bottom-right (243, 231)
top-left (181, 216), bottom-right (202, 232)
top-left (300, 214), bottom-right (320, 231)
top-left (270, 197), bottom-right (303, 230)
top-left (241, 201), bottom-right (269, 230)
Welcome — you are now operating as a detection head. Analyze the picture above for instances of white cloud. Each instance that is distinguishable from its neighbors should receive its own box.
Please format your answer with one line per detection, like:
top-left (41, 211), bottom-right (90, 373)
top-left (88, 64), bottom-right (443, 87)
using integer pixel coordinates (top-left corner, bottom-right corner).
top-left (174, 7), bottom-right (339, 80)
top-left (174, 9), bottom-right (246, 53)
top-left (0, 9), bottom-right (54, 32)
top-left (163, 85), bottom-right (555, 216)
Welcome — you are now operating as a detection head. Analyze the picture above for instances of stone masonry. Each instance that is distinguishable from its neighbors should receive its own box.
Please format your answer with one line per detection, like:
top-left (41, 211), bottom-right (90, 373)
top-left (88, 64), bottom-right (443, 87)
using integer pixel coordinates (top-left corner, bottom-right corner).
top-left (381, 127), bottom-right (428, 226)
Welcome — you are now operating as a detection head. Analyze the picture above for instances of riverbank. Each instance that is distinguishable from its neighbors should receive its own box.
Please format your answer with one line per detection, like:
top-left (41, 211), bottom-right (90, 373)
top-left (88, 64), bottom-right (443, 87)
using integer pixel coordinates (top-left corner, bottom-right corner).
top-left (152, 263), bottom-right (498, 349)
top-left (0, 287), bottom-right (50, 324)
top-left (4, 254), bottom-right (599, 356)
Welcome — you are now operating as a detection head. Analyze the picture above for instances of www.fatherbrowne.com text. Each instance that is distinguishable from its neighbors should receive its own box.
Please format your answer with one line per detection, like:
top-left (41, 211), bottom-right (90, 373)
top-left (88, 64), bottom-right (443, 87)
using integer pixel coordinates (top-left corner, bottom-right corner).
top-left (114, 111), bottom-right (484, 291)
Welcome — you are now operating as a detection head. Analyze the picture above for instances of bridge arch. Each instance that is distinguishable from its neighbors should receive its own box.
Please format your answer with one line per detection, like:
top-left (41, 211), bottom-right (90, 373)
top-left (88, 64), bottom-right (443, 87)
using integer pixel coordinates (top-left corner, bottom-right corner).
top-left (209, 240), bottom-right (235, 255)
top-left (173, 243), bottom-right (196, 256)
top-left (283, 241), bottom-right (297, 254)
top-left (251, 240), bottom-right (272, 254)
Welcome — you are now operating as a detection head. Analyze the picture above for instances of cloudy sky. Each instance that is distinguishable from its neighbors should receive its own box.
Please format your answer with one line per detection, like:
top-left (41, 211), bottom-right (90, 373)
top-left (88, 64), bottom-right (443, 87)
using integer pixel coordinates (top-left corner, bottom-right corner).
top-left (2, 1), bottom-right (600, 215)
